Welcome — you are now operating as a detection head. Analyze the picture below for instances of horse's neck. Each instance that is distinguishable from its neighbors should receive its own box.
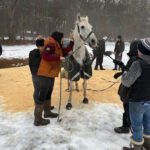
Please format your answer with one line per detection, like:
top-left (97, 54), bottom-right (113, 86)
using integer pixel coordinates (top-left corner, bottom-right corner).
top-left (73, 30), bottom-right (86, 65)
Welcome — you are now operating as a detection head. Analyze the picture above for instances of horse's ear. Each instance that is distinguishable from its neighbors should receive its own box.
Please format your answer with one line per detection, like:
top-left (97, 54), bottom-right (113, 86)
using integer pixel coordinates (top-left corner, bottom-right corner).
top-left (85, 16), bottom-right (89, 22)
top-left (77, 13), bottom-right (81, 22)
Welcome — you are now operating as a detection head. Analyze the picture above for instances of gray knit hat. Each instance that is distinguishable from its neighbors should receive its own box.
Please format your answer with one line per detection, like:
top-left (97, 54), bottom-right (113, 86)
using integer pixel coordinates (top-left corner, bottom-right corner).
top-left (138, 38), bottom-right (150, 55)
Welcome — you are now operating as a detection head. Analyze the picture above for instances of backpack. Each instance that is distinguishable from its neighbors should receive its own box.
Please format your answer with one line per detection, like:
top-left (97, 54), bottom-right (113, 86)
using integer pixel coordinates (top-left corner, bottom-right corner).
top-left (118, 56), bottom-right (138, 103)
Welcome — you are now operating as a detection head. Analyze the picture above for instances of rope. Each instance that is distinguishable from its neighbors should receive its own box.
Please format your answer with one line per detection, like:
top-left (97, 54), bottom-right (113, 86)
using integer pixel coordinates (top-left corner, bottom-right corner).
top-left (100, 78), bottom-right (120, 84)
top-left (86, 81), bottom-right (119, 92)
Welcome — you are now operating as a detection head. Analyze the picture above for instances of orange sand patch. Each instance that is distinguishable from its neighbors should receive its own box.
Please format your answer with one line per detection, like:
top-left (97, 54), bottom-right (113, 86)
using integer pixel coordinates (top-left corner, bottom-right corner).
top-left (0, 66), bottom-right (121, 113)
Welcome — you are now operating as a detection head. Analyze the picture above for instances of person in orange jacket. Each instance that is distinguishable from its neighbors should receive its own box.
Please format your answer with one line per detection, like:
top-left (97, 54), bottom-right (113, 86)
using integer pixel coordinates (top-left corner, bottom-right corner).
top-left (33, 32), bottom-right (74, 126)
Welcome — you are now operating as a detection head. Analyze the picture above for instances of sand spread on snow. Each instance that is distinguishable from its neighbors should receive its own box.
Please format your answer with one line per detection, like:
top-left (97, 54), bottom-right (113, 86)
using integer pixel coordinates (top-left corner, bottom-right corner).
top-left (0, 66), bottom-right (122, 113)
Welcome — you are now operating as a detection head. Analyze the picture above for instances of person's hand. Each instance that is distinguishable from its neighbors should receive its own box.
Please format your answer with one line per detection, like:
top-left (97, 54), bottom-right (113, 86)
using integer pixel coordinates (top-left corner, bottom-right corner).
top-left (68, 51), bottom-right (73, 55)
top-left (118, 53), bottom-right (122, 57)
top-left (69, 33), bottom-right (74, 41)
top-left (124, 71), bottom-right (127, 74)
top-left (61, 37), bottom-right (65, 43)
top-left (60, 56), bottom-right (65, 62)
top-left (114, 72), bottom-right (123, 79)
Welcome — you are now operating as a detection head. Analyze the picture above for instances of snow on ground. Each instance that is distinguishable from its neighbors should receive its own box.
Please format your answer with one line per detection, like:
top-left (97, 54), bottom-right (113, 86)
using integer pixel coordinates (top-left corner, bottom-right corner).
top-left (1, 45), bottom-right (36, 59)
top-left (0, 43), bottom-right (131, 149)
top-left (87, 42), bottom-right (130, 69)
top-left (0, 102), bottom-right (130, 150)
top-left (1, 42), bottom-right (130, 69)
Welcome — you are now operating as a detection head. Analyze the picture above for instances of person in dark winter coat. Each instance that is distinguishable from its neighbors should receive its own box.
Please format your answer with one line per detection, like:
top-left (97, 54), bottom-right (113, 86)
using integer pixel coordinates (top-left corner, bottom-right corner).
top-left (29, 36), bottom-right (52, 126)
top-left (114, 40), bottom-right (139, 134)
top-left (32, 32), bottom-right (74, 126)
top-left (95, 36), bottom-right (107, 70)
top-left (122, 38), bottom-right (150, 150)
top-left (0, 45), bottom-right (2, 56)
top-left (113, 35), bottom-right (125, 70)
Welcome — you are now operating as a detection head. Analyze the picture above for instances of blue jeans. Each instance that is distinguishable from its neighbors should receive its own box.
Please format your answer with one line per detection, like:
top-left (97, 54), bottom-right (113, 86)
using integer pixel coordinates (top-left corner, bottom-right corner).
top-left (129, 102), bottom-right (150, 142)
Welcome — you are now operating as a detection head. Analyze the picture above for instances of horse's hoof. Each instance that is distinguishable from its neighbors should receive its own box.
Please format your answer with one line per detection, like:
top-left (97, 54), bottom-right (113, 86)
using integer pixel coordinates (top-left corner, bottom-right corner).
top-left (65, 89), bottom-right (70, 92)
top-left (83, 98), bottom-right (88, 104)
top-left (66, 103), bottom-right (72, 110)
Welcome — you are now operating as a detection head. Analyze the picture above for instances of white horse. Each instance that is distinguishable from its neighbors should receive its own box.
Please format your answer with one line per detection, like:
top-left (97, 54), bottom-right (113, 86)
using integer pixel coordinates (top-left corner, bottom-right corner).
top-left (66, 15), bottom-right (97, 110)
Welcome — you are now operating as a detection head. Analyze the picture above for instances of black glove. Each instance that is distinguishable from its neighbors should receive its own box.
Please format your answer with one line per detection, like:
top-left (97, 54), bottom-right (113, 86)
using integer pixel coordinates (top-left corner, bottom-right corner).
top-left (114, 72), bottom-right (124, 79)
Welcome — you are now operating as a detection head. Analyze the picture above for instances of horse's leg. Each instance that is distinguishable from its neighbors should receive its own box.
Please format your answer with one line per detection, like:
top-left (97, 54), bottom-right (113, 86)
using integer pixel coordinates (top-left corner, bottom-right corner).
top-left (66, 81), bottom-right (73, 110)
top-left (65, 79), bottom-right (70, 92)
top-left (83, 79), bottom-right (88, 104)
top-left (75, 81), bottom-right (79, 92)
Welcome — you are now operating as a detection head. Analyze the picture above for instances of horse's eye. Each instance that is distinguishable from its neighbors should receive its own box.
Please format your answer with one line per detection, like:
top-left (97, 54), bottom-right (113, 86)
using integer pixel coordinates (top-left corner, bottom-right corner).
top-left (81, 26), bottom-right (85, 29)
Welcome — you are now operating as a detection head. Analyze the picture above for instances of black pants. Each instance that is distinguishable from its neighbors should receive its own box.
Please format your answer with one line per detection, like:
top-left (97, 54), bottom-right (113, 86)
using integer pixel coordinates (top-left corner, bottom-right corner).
top-left (114, 54), bottom-right (122, 70)
top-left (95, 53), bottom-right (104, 69)
top-left (32, 75), bottom-right (55, 104)
top-left (123, 103), bottom-right (131, 127)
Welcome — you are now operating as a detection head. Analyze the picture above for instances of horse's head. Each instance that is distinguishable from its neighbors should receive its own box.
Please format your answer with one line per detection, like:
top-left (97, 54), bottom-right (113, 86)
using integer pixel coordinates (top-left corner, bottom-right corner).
top-left (76, 15), bottom-right (97, 48)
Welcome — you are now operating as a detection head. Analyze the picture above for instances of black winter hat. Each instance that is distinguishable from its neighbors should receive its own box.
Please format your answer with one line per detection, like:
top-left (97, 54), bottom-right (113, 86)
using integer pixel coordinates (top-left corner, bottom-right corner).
top-left (117, 35), bottom-right (122, 39)
top-left (51, 32), bottom-right (64, 46)
top-left (36, 39), bottom-right (44, 47)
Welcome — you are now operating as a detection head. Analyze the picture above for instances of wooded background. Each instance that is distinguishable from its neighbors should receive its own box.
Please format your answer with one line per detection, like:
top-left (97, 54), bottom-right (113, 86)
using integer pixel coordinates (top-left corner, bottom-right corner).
top-left (0, 0), bottom-right (150, 41)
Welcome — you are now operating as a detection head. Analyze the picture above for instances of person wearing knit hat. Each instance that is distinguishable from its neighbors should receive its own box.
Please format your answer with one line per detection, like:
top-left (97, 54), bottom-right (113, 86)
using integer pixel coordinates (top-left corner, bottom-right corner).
top-left (114, 40), bottom-right (139, 135)
top-left (121, 38), bottom-right (150, 150)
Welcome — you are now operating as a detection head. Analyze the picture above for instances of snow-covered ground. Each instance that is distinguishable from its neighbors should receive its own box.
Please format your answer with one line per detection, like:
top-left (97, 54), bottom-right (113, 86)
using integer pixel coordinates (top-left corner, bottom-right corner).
top-left (87, 42), bottom-right (130, 69)
top-left (1, 42), bottom-right (130, 69)
top-left (0, 43), bottom-right (131, 149)
top-left (0, 102), bottom-right (131, 150)
top-left (1, 45), bottom-right (36, 59)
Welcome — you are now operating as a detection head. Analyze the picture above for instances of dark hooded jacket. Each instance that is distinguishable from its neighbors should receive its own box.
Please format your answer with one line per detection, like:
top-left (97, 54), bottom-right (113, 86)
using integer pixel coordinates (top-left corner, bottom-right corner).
top-left (118, 40), bottom-right (139, 102)
top-left (122, 55), bottom-right (150, 102)
top-left (114, 40), bottom-right (125, 55)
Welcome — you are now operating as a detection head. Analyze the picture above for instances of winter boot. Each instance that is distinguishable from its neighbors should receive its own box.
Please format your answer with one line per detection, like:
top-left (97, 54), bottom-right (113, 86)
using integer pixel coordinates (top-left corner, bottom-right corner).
top-left (123, 144), bottom-right (143, 150)
top-left (114, 126), bottom-right (130, 134)
top-left (100, 66), bottom-right (105, 70)
top-left (113, 66), bottom-right (117, 70)
top-left (114, 64), bottom-right (119, 70)
top-left (114, 113), bottom-right (130, 134)
top-left (143, 135), bottom-right (150, 150)
top-left (45, 99), bottom-right (55, 110)
top-left (34, 104), bottom-right (50, 126)
top-left (44, 100), bottom-right (58, 118)
top-left (123, 138), bottom-right (144, 150)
